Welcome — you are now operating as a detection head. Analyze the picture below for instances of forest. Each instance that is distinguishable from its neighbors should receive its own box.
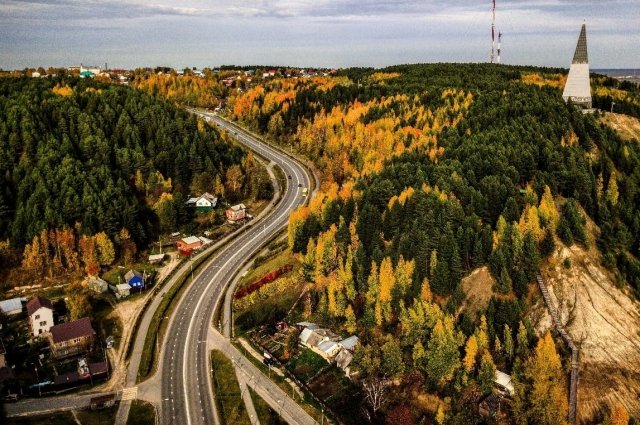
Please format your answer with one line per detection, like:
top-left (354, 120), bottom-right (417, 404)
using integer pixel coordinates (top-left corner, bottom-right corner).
top-left (0, 77), bottom-right (256, 283)
top-left (229, 64), bottom-right (640, 423)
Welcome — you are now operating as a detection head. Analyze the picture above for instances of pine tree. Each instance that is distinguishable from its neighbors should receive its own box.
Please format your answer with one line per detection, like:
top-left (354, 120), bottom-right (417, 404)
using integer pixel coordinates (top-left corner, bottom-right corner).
top-left (420, 278), bottom-right (433, 302)
top-left (496, 266), bottom-right (513, 293)
top-left (381, 337), bottom-right (405, 378)
top-left (425, 316), bottom-right (462, 384)
top-left (523, 232), bottom-right (540, 281)
top-left (516, 321), bottom-right (529, 355)
top-left (394, 256), bottom-right (415, 304)
top-left (378, 257), bottom-right (396, 323)
top-left (538, 185), bottom-right (559, 232)
top-left (475, 315), bottom-right (489, 353)
top-left (95, 232), bottom-right (115, 266)
top-left (504, 324), bottom-right (514, 360)
top-left (606, 172), bottom-right (619, 206)
top-left (301, 238), bottom-right (316, 282)
top-left (463, 335), bottom-right (478, 372)
top-left (526, 332), bottom-right (568, 425)
top-left (478, 351), bottom-right (497, 395)
top-left (344, 305), bottom-right (357, 333)
top-left (541, 227), bottom-right (556, 256)
top-left (79, 235), bottom-right (100, 276)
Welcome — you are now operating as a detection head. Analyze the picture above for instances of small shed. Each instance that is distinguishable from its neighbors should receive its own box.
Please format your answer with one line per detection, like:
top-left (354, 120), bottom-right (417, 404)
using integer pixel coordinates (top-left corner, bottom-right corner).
top-left (0, 298), bottom-right (24, 316)
top-left (125, 270), bottom-right (144, 289)
top-left (494, 370), bottom-right (514, 396)
top-left (114, 284), bottom-right (131, 298)
top-left (148, 254), bottom-right (165, 264)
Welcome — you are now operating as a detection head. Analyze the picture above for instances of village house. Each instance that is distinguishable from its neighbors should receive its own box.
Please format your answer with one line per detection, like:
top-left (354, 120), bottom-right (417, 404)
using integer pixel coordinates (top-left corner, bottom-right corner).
top-left (48, 317), bottom-right (96, 359)
top-left (26, 296), bottom-right (55, 337)
top-left (335, 336), bottom-right (359, 377)
top-left (148, 253), bottom-right (165, 264)
top-left (125, 270), bottom-right (144, 290)
top-left (185, 192), bottom-right (218, 211)
top-left (299, 327), bottom-right (342, 360)
top-left (226, 203), bottom-right (247, 222)
top-left (176, 236), bottom-right (203, 253)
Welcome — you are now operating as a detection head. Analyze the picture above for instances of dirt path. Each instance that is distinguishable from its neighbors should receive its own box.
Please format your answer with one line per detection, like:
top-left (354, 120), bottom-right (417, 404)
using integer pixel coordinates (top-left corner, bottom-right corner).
top-left (532, 244), bottom-right (640, 422)
top-left (90, 252), bottom-right (182, 394)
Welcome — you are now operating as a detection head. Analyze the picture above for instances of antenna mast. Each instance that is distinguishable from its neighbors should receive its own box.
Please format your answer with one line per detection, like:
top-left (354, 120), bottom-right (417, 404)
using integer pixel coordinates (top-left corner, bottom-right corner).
top-left (489, 0), bottom-right (501, 63)
top-left (497, 32), bottom-right (502, 64)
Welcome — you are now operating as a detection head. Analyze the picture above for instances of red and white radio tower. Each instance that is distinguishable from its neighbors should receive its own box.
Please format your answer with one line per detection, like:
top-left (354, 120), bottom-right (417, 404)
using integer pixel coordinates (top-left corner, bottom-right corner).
top-left (490, 0), bottom-right (502, 64)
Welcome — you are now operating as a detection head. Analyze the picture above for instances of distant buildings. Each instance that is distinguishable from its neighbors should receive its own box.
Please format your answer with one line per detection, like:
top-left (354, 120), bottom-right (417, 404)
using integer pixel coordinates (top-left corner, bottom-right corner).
top-left (562, 23), bottom-right (592, 109)
top-left (26, 296), bottom-right (54, 337)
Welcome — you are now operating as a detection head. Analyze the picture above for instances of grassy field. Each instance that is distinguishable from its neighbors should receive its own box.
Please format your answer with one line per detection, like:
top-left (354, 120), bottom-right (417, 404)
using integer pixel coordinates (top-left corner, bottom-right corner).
top-left (126, 400), bottom-right (156, 425)
top-left (238, 248), bottom-right (293, 288)
top-left (288, 349), bottom-right (327, 382)
top-left (249, 387), bottom-right (287, 425)
top-left (210, 350), bottom-right (252, 425)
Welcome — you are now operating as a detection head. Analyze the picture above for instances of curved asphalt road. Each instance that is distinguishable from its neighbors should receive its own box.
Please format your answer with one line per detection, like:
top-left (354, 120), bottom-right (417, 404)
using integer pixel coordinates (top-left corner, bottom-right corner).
top-left (159, 112), bottom-right (311, 425)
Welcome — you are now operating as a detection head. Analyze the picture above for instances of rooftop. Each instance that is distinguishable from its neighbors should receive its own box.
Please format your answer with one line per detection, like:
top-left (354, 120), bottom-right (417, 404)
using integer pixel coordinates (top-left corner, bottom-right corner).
top-left (26, 296), bottom-right (53, 316)
top-left (229, 203), bottom-right (247, 212)
top-left (0, 298), bottom-right (23, 314)
top-left (181, 236), bottom-right (202, 245)
top-left (50, 317), bottom-right (95, 344)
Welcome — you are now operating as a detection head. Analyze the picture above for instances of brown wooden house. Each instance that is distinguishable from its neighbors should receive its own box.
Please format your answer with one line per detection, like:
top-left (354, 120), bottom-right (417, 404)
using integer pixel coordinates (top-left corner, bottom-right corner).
top-left (48, 317), bottom-right (96, 359)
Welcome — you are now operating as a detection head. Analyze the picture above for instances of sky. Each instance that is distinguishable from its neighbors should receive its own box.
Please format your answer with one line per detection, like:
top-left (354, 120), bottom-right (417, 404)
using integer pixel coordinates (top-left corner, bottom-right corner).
top-left (0, 0), bottom-right (638, 70)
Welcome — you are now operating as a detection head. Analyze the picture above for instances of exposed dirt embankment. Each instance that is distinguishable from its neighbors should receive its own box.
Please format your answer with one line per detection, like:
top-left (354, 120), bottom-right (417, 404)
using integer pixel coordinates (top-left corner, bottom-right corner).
top-left (600, 112), bottom-right (640, 142)
top-left (531, 244), bottom-right (640, 422)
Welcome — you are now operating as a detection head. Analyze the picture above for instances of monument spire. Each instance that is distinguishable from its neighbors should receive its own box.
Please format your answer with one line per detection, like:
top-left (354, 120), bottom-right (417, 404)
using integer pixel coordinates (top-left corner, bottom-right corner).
top-left (562, 22), bottom-right (592, 109)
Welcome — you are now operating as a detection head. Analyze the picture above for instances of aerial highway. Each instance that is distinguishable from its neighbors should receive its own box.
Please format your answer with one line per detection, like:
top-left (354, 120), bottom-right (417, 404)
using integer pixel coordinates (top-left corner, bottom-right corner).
top-left (159, 111), bottom-right (316, 425)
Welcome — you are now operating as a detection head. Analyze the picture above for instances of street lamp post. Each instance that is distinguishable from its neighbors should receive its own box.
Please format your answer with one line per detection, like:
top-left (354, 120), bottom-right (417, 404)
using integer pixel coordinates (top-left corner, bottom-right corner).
top-left (34, 365), bottom-right (41, 397)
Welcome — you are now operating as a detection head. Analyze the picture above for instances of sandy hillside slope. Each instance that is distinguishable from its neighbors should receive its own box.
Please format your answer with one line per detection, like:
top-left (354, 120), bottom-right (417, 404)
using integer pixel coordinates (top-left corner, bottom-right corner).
top-left (531, 243), bottom-right (640, 422)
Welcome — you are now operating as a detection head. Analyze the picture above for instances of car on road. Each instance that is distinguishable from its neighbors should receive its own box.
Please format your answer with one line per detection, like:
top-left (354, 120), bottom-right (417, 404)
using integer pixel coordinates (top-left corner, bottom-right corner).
top-left (288, 175), bottom-right (291, 179)
top-left (297, 183), bottom-right (302, 187)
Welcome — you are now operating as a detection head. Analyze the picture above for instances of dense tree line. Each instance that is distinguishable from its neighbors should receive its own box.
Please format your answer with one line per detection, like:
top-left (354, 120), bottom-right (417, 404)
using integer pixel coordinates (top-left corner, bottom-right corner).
top-left (230, 63), bottom-right (640, 422)
top-left (0, 77), bottom-right (246, 251)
